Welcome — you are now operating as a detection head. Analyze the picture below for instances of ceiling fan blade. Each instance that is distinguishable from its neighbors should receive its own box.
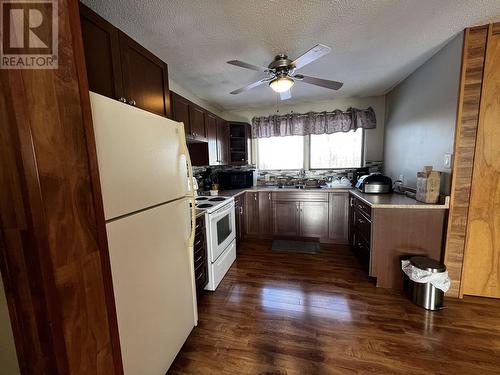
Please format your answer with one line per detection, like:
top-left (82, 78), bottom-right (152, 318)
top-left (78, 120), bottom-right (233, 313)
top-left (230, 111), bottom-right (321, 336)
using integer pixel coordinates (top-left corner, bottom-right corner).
top-left (291, 44), bottom-right (331, 70)
top-left (294, 74), bottom-right (343, 90)
top-left (227, 60), bottom-right (269, 72)
top-left (230, 78), bottom-right (269, 95)
top-left (279, 90), bottom-right (292, 101)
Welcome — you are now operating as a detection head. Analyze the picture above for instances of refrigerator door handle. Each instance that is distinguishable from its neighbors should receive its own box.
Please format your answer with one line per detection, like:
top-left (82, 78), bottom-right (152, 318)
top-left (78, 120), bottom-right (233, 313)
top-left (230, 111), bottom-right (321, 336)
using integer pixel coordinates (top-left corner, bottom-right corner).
top-left (178, 122), bottom-right (196, 247)
top-left (177, 121), bottom-right (198, 325)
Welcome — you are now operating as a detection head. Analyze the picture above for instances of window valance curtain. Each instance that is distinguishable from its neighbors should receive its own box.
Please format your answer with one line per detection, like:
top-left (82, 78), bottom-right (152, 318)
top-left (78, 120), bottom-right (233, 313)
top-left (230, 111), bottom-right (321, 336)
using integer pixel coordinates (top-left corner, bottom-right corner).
top-left (251, 107), bottom-right (376, 138)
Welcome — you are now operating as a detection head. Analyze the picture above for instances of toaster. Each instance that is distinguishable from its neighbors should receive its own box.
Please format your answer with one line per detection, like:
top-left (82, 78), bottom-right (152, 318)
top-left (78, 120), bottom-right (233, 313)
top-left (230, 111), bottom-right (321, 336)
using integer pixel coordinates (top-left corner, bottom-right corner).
top-left (355, 173), bottom-right (392, 194)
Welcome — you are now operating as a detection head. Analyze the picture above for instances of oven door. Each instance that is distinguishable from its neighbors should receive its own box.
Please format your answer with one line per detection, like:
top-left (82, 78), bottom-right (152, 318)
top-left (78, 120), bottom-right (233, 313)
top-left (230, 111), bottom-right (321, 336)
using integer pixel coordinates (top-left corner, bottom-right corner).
top-left (208, 202), bottom-right (236, 263)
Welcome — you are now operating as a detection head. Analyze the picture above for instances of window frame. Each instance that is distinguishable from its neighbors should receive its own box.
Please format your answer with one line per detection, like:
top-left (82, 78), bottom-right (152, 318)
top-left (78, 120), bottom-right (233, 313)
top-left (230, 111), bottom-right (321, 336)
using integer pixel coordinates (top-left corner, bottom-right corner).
top-left (254, 130), bottom-right (365, 171)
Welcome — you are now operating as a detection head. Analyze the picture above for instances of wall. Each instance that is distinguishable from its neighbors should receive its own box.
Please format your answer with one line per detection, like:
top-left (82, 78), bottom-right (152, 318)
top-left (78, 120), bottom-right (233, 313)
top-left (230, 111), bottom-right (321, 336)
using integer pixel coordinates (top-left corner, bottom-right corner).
top-left (222, 95), bottom-right (386, 165)
top-left (384, 33), bottom-right (463, 194)
top-left (0, 275), bottom-right (20, 375)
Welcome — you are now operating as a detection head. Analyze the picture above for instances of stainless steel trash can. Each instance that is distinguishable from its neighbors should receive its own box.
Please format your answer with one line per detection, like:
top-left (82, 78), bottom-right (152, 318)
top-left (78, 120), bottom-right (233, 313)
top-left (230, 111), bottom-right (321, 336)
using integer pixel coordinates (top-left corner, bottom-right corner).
top-left (403, 256), bottom-right (446, 311)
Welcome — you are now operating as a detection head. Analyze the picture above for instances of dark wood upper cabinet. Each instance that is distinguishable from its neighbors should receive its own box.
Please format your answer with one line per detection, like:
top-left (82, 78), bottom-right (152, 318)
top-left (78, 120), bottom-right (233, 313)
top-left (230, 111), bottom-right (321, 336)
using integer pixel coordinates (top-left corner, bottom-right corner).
top-left (171, 92), bottom-right (191, 133)
top-left (228, 122), bottom-right (251, 165)
top-left (206, 112), bottom-right (218, 165)
top-left (118, 32), bottom-right (171, 118)
top-left (79, 3), bottom-right (171, 118)
top-left (79, 2), bottom-right (123, 99)
top-left (216, 118), bottom-right (229, 165)
top-left (188, 104), bottom-right (207, 140)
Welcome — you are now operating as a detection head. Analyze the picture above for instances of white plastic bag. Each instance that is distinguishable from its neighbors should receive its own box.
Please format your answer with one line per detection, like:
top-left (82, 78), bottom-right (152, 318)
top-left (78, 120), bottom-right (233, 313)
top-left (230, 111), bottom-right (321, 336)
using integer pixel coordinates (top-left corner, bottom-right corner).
top-left (401, 260), bottom-right (450, 292)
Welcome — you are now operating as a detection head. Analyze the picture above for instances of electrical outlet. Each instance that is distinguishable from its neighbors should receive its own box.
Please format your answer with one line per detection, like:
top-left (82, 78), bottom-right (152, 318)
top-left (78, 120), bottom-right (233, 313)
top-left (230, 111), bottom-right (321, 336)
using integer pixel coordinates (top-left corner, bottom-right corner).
top-left (444, 153), bottom-right (453, 169)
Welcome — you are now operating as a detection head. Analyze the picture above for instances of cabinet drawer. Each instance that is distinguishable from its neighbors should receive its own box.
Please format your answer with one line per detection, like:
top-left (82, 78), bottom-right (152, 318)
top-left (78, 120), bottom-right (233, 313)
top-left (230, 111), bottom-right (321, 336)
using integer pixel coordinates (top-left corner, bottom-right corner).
top-left (354, 198), bottom-right (371, 219)
top-left (194, 246), bottom-right (206, 269)
top-left (194, 262), bottom-right (207, 291)
top-left (354, 209), bottom-right (371, 242)
top-left (272, 191), bottom-right (328, 202)
top-left (352, 232), bottom-right (370, 271)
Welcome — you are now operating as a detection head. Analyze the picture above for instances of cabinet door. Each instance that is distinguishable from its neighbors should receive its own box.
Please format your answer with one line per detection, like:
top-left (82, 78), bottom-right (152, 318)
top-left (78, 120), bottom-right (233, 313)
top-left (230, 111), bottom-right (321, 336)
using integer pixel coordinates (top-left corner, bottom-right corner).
top-left (216, 118), bottom-right (229, 165)
top-left (299, 201), bottom-right (329, 239)
top-left (171, 92), bottom-right (190, 135)
top-left (189, 105), bottom-right (206, 140)
top-left (79, 3), bottom-right (123, 99)
top-left (234, 195), bottom-right (246, 246)
top-left (245, 192), bottom-right (259, 236)
top-left (228, 122), bottom-right (249, 165)
top-left (118, 32), bottom-right (171, 118)
top-left (328, 193), bottom-right (349, 244)
top-left (272, 201), bottom-right (299, 236)
top-left (206, 113), bottom-right (218, 165)
top-left (258, 192), bottom-right (272, 236)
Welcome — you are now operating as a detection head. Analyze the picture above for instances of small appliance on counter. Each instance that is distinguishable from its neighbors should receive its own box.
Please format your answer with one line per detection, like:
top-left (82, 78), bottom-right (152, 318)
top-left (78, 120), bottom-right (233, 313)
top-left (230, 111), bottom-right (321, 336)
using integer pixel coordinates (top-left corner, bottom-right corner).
top-left (217, 170), bottom-right (254, 190)
top-left (355, 173), bottom-right (392, 194)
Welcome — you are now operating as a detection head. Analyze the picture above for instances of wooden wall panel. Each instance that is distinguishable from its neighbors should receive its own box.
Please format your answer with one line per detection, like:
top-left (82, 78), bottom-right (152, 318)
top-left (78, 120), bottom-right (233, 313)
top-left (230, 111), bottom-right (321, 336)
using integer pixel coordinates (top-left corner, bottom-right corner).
top-left (444, 27), bottom-right (488, 297)
top-left (461, 25), bottom-right (500, 298)
top-left (0, 0), bottom-right (122, 373)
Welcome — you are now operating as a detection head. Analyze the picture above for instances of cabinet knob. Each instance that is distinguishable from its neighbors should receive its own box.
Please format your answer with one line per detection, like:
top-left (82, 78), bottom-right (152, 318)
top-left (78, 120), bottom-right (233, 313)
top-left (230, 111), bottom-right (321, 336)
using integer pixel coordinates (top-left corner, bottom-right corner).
top-left (268, 193), bottom-right (271, 200)
top-left (254, 194), bottom-right (257, 201)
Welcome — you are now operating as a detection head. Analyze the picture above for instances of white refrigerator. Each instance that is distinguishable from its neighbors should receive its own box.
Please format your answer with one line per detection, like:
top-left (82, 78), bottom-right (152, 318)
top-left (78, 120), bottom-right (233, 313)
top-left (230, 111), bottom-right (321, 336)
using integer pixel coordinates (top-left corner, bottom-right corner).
top-left (89, 92), bottom-right (197, 374)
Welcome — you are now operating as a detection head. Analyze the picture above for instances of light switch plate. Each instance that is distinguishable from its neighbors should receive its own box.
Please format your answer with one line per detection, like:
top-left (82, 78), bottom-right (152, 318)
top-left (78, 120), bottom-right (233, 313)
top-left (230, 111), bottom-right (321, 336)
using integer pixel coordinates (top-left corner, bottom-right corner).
top-left (444, 153), bottom-right (453, 169)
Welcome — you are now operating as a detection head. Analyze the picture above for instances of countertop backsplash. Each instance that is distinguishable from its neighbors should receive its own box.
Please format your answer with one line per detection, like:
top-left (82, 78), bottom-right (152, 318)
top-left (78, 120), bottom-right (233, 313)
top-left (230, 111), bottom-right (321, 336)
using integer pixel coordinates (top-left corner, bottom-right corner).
top-left (192, 161), bottom-right (383, 189)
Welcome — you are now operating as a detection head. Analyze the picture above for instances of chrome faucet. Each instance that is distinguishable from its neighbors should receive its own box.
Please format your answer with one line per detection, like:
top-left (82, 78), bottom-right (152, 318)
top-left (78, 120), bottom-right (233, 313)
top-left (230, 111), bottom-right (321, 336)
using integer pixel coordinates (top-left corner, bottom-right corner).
top-left (297, 168), bottom-right (306, 179)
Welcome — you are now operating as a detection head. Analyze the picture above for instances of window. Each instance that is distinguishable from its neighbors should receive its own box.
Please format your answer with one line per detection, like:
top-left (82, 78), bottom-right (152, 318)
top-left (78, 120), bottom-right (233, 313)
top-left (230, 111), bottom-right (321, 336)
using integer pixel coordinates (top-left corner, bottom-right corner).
top-left (257, 136), bottom-right (304, 170)
top-left (256, 131), bottom-right (363, 170)
top-left (310, 131), bottom-right (363, 169)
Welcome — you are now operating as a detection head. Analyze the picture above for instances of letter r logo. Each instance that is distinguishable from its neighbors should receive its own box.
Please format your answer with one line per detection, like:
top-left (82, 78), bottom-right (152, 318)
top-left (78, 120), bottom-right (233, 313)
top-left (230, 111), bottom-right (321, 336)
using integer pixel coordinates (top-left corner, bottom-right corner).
top-left (1, 1), bottom-right (54, 55)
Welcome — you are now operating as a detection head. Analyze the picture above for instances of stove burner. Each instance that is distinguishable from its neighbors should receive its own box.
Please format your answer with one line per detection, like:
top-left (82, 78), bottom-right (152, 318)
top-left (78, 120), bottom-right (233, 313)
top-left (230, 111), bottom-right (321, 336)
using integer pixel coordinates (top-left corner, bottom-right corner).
top-left (195, 197), bottom-right (209, 201)
top-left (197, 203), bottom-right (213, 208)
top-left (208, 197), bottom-right (226, 202)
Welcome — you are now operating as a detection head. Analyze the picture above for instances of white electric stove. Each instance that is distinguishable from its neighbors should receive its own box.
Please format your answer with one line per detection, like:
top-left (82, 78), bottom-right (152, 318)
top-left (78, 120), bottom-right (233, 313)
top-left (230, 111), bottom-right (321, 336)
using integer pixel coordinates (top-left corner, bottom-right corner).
top-left (195, 196), bottom-right (236, 290)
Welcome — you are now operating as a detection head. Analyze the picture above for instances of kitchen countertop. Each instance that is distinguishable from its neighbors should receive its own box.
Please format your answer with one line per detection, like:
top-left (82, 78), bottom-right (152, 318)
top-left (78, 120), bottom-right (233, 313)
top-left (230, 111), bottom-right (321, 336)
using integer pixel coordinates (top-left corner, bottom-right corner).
top-left (210, 186), bottom-right (352, 198)
top-left (196, 187), bottom-right (449, 209)
top-left (349, 189), bottom-right (450, 209)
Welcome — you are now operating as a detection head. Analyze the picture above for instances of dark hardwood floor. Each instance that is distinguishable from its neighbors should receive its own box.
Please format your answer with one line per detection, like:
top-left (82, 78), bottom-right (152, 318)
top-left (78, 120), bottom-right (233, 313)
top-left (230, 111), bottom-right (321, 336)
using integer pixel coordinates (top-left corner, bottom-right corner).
top-left (169, 240), bottom-right (500, 374)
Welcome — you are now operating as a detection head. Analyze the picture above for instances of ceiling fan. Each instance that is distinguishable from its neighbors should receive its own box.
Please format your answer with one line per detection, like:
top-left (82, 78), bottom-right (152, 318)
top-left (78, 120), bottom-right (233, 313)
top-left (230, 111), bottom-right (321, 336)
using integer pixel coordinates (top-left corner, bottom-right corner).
top-left (227, 44), bottom-right (343, 101)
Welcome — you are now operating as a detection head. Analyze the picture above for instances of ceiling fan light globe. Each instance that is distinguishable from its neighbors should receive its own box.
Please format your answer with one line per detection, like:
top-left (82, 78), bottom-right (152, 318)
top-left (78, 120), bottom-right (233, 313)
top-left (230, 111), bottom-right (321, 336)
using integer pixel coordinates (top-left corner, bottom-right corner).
top-left (269, 77), bottom-right (294, 93)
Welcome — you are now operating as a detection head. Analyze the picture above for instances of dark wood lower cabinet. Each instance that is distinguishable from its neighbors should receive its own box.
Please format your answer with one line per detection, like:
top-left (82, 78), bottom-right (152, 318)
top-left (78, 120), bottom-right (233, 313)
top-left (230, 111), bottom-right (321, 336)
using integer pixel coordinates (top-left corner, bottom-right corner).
top-left (258, 192), bottom-right (273, 236)
top-left (246, 191), bottom-right (347, 243)
top-left (349, 193), bottom-right (447, 289)
top-left (194, 216), bottom-right (208, 298)
top-left (245, 192), bottom-right (260, 237)
top-left (272, 201), bottom-right (299, 236)
top-left (234, 195), bottom-right (245, 246)
top-left (300, 201), bottom-right (329, 238)
top-left (328, 193), bottom-right (349, 244)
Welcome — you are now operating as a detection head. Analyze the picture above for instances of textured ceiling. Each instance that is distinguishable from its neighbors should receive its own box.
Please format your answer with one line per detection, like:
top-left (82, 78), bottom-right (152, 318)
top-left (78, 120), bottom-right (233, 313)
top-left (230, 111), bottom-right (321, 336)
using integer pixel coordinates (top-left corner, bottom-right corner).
top-left (82, 0), bottom-right (500, 111)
